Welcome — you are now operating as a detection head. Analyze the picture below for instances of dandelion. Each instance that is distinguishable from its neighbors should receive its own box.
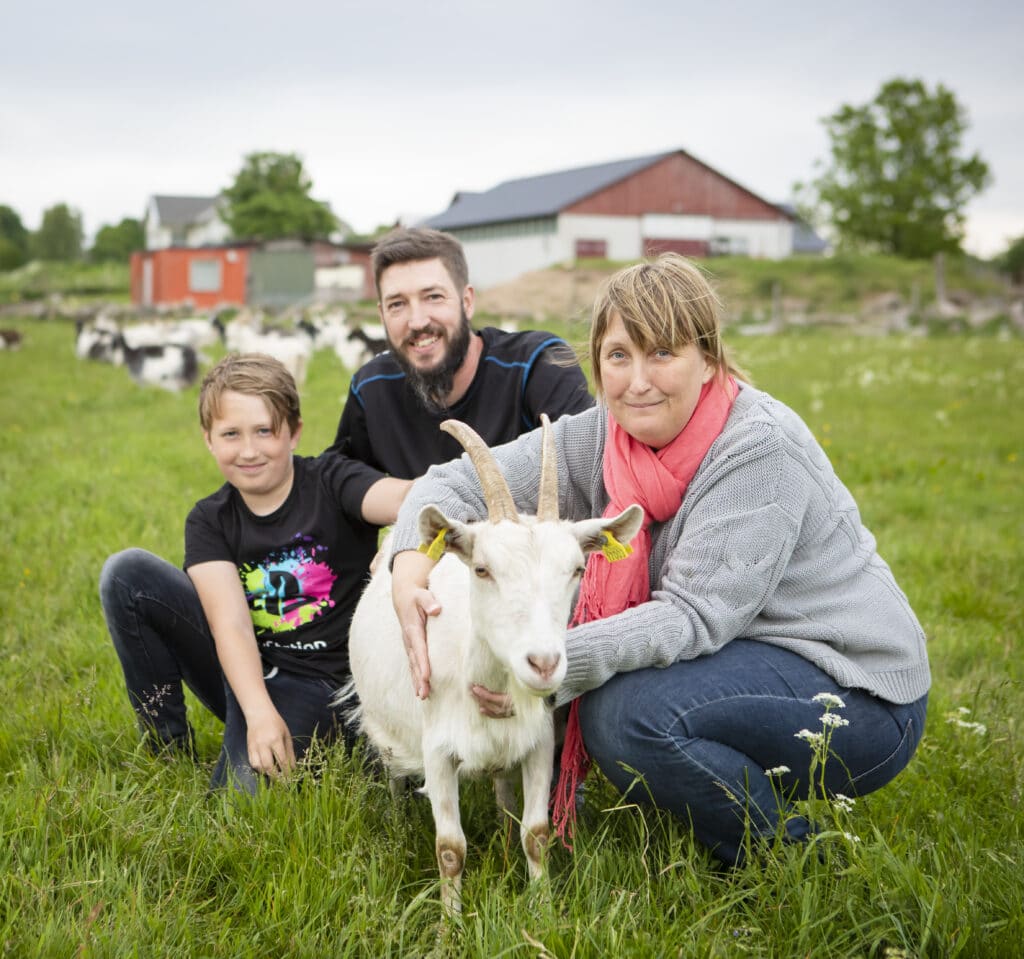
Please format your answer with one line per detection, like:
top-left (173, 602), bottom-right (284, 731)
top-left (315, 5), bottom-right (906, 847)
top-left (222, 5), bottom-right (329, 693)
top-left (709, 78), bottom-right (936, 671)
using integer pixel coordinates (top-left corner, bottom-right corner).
top-left (820, 712), bottom-right (850, 728)
top-left (812, 692), bottom-right (845, 708)
top-left (765, 765), bottom-right (791, 777)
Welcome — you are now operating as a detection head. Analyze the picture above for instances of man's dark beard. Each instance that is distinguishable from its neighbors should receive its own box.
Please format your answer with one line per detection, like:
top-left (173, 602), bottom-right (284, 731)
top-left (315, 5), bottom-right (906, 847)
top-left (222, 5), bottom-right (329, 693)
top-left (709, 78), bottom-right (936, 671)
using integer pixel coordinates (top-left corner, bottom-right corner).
top-left (391, 309), bottom-right (473, 414)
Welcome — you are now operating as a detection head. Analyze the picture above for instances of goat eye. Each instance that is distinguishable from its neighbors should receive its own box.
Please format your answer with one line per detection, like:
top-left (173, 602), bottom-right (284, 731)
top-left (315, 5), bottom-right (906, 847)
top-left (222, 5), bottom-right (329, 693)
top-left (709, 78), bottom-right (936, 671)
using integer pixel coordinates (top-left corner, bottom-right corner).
top-left (473, 566), bottom-right (490, 579)
top-left (574, 566), bottom-right (586, 578)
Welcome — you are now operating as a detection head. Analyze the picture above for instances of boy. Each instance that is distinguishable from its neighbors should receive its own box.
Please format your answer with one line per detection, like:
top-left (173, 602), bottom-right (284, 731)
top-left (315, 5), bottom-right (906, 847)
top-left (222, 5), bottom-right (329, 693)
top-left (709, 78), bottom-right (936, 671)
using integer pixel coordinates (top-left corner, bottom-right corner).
top-left (100, 353), bottom-right (410, 792)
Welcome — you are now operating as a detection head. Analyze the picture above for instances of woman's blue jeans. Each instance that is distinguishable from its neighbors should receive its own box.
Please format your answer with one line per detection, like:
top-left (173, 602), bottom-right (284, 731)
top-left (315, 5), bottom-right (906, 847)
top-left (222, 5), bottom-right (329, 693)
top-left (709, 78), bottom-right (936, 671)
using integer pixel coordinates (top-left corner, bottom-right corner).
top-left (99, 548), bottom-right (348, 793)
top-left (578, 639), bottom-right (927, 865)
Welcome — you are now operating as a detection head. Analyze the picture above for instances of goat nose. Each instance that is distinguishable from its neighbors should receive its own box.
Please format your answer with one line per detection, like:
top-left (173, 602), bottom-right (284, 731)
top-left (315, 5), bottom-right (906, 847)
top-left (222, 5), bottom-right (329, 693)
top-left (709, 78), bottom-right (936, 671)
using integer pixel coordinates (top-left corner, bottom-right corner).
top-left (527, 652), bottom-right (561, 683)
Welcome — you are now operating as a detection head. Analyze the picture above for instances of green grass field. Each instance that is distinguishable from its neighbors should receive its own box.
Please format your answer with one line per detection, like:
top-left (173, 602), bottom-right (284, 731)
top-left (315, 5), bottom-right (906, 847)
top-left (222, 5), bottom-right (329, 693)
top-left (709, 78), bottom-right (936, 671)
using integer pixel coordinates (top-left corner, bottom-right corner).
top-left (1, 317), bottom-right (1021, 957)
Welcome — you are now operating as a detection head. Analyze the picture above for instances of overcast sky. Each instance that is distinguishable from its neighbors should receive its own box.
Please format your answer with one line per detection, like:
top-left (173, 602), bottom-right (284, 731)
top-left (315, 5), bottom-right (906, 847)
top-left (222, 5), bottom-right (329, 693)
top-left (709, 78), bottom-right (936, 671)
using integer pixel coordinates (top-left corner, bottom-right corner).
top-left (3, 0), bottom-right (1021, 257)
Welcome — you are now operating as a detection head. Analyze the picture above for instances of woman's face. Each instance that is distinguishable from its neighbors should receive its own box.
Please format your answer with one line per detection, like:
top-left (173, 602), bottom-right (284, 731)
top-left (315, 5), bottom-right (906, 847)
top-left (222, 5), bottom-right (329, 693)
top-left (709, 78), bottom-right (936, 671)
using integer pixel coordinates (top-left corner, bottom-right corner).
top-left (599, 311), bottom-right (714, 449)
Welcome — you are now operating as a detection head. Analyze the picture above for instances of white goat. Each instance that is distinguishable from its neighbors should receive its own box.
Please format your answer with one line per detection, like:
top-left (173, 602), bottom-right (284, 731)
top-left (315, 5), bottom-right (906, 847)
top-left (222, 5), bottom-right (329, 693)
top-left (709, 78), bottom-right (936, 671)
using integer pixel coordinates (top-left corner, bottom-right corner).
top-left (342, 416), bottom-right (643, 913)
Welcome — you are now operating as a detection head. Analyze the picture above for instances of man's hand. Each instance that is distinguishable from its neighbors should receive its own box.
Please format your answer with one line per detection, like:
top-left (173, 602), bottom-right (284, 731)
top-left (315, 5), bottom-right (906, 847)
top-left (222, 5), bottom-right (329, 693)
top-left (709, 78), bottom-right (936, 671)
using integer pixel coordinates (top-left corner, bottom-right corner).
top-left (391, 550), bottom-right (442, 699)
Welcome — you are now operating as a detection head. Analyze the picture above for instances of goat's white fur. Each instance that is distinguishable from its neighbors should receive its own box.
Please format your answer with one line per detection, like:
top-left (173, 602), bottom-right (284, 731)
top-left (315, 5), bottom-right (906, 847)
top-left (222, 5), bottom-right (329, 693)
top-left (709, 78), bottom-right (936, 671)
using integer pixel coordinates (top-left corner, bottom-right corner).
top-left (340, 416), bottom-right (643, 913)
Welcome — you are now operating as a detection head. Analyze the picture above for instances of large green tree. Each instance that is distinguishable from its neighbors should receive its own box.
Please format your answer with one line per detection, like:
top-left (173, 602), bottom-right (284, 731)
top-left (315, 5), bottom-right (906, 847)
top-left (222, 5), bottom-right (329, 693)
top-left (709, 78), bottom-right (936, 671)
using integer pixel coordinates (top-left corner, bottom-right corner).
top-left (804, 78), bottom-right (991, 259)
top-left (91, 217), bottom-right (145, 262)
top-left (31, 203), bottom-right (84, 262)
top-left (998, 234), bottom-right (1024, 285)
top-left (221, 151), bottom-right (339, 241)
top-left (0, 204), bottom-right (30, 270)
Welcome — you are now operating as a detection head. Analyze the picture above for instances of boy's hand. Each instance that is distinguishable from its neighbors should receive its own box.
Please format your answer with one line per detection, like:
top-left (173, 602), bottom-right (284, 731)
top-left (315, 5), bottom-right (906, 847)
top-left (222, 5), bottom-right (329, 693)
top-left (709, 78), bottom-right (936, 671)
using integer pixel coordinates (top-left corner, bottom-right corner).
top-left (246, 708), bottom-right (296, 777)
top-left (391, 550), bottom-right (441, 699)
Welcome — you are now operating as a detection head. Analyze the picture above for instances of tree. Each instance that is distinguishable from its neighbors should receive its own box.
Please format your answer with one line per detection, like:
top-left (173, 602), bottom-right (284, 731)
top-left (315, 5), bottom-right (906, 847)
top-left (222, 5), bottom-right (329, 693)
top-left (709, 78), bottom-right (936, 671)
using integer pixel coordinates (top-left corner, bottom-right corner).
top-left (91, 217), bottom-right (145, 262)
top-left (803, 78), bottom-right (991, 259)
top-left (0, 204), bottom-right (29, 270)
top-left (997, 235), bottom-right (1024, 285)
top-left (221, 151), bottom-right (338, 241)
top-left (31, 203), bottom-right (84, 261)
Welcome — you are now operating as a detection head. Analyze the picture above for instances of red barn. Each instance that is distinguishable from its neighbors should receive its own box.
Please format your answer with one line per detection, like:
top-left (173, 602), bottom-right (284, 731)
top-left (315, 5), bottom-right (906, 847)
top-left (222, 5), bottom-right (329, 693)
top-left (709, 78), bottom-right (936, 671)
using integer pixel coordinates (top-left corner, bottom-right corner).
top-left (423, 148), bottom-right (808, 289)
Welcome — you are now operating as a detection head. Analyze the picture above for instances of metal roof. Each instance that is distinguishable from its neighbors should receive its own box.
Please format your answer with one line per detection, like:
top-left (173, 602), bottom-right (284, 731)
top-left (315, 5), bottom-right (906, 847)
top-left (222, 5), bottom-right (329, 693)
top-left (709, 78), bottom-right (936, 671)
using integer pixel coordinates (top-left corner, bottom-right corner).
top-left (423, 151), bottom-right (675, 230)
top-left (150, 195), bottom-right (221, 227)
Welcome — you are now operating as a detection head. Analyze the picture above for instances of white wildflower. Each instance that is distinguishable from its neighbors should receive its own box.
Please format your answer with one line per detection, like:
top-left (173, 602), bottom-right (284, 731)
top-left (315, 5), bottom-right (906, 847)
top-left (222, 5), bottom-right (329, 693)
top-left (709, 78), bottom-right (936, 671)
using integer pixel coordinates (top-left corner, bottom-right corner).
top-left (820, 712), bottom-right (850, 728)
top-left (812, 693), bottom-right (845, 709)
top-left (795, 729), bottom-right (824, 745)
top-left (832, 793), bottom-right (856, 812)
top-left (765, 765), bottom-right (791, 777)
top-left (842, 831), bottom-right (862, 844)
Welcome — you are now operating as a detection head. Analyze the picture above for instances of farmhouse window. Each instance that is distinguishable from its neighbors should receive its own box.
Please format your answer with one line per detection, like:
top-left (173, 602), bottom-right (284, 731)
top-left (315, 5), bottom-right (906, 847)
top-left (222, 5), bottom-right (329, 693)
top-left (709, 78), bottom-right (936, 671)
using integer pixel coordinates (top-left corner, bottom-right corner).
top-left (575, 239), bottom-right (607, 259)
top-left (189, 258), bottom-right (222, 293)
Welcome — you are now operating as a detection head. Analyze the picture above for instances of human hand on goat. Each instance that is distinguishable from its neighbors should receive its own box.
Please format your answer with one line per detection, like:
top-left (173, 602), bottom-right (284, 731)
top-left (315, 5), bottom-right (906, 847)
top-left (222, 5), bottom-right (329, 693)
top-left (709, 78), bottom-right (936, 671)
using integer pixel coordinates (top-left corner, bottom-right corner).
top-left (391, 549), bottom-right (442, 699)
top-left (470, 684), bottom-right (515, 718)
top-left (246, 707), bottom-right (296, 778)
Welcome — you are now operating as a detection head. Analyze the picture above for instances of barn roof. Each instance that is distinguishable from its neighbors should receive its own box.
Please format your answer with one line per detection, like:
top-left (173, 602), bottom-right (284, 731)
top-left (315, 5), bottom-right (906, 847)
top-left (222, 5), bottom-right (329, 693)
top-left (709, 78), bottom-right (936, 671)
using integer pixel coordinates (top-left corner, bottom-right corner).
top-left (150, 195), bottom-right (221, 227)
top-left (423, 151), bottom-right (676, 230)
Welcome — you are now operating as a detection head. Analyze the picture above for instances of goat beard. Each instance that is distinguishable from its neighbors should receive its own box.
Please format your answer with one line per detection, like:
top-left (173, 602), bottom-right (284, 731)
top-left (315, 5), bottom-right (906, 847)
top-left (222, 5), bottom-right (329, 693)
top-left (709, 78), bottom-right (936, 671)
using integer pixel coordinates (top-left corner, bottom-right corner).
top-left (390, 309), bottom-right (473, 414)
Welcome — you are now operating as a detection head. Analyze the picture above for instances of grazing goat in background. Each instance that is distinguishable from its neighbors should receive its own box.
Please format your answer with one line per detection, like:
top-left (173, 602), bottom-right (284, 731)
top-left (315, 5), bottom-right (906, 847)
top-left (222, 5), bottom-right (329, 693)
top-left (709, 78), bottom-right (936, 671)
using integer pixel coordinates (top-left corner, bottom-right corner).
top-left (341, 416), bottom-right (643, 913)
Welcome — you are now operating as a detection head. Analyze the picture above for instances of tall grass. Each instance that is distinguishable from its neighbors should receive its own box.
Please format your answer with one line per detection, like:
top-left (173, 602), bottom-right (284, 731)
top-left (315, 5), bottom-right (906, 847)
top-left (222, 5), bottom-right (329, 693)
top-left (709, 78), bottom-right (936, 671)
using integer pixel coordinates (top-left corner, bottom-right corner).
top-left (1, 318), bottom-right (1021, 957)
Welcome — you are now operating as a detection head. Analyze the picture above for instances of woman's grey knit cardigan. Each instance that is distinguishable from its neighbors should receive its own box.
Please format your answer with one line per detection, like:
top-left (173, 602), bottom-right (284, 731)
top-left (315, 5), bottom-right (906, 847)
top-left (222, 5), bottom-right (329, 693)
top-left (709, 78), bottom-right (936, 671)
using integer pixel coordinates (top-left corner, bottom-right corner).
top-left (389, 384), bottom-right (931, 709)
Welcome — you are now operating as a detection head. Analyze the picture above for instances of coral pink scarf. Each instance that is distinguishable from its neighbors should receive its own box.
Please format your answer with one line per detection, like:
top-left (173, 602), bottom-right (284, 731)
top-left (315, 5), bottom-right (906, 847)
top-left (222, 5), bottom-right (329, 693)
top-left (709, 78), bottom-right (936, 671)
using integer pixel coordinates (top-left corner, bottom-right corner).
top-left (552, 376), bottom-right (738, 846)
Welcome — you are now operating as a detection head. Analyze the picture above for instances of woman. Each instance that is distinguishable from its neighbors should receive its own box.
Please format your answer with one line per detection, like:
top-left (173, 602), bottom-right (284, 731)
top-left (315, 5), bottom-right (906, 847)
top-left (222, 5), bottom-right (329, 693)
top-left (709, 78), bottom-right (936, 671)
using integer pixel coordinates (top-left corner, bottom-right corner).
top-left (388, 254), bottom-right (930, 866)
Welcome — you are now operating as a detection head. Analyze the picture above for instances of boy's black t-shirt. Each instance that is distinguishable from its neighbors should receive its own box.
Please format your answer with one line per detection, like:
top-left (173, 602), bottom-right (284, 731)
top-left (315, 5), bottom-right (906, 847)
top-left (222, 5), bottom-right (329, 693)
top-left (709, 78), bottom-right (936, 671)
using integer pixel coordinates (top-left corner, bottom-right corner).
top-left (183, 453), bottom-right (381, 684)
top-left (330, 327), bottom-right (594, 478)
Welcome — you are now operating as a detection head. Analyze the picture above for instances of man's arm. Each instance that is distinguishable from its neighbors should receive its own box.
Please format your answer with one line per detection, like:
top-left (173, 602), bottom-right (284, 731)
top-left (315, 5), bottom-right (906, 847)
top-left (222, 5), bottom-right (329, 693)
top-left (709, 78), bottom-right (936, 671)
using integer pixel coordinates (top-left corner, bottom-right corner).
top-left (328, 384), bottom-right (375, 464)
top-left (523, 341), bottom-right (594, 424)
top-left (187, 560), bottom-right (295, 777)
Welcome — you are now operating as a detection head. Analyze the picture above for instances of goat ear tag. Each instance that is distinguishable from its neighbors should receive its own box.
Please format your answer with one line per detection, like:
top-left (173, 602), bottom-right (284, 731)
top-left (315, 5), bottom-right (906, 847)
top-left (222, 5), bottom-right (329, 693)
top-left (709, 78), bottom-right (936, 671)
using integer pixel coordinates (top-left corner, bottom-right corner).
top-left (418, 527), bottom-right (449, 561)
top-left (601, 530), bottom-right (633, 563)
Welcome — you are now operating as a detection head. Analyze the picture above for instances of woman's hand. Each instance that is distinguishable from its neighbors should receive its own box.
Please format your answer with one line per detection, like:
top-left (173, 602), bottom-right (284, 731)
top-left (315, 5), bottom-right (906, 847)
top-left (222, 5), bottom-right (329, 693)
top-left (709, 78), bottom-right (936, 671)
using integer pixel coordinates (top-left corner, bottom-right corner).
top-left (391, 550), bottom-right (442, 699)
top-left (245, 706), bottom-right (296, 778)
top-left (471, 684), bottom-right (515, 718)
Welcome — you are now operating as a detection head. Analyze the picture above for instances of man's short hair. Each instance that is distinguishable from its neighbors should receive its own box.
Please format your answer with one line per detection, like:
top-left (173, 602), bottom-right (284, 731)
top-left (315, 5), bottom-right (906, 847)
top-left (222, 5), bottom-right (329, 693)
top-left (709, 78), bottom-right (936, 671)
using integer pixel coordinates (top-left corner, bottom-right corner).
top-left (371, 227), bottom-right (469, 295)
top-left (199, 352), bottom-right (302, 434)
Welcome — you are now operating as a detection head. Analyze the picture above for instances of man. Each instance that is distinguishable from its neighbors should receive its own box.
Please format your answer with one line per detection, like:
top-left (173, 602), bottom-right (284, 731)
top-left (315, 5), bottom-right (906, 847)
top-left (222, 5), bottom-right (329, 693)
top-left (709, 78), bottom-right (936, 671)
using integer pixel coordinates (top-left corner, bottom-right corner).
top-left (330, 228), bottom-right (593, 485)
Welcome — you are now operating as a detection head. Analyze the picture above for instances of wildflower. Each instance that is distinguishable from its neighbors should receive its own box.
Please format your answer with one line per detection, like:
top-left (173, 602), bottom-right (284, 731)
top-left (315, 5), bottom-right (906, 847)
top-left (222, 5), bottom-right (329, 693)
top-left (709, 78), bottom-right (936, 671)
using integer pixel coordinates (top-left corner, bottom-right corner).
top-left (945, 707), bottom-right (987, 736)
top-left (795, 729), bottom-right (824, 745)
top-left (765, 765), bottom-right (791, 777)
top-left (820, 712), bottom-right (850, 728)
top-left (832, 793), bottom-right (856, 812)
top-left (842, 831), bottom-right (862, 844)
top-left (812, 692), bottom-right (845, 709)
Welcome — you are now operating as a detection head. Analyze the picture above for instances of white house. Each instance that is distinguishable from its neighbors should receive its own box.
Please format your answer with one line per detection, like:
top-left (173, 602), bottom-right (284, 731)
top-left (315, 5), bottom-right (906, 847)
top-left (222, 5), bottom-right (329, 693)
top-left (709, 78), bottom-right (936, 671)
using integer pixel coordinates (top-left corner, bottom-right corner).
top-left (144, 195), bottom-right (231, 250)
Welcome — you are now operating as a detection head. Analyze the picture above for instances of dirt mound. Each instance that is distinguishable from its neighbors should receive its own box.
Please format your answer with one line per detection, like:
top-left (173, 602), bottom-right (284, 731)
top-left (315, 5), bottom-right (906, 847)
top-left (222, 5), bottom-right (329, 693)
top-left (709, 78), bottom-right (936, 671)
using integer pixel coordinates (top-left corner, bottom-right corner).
top-left (474, 267), bottom-right (611, 321)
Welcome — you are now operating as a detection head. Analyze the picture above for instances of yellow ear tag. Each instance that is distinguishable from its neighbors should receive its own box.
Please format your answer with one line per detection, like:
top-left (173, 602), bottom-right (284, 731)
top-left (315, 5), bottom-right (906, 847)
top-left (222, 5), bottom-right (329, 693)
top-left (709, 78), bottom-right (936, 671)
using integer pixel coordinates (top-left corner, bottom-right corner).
top-left (601, 530), bottom-right (633, 563)
top-left (418, 527), bottom-right (448, 561)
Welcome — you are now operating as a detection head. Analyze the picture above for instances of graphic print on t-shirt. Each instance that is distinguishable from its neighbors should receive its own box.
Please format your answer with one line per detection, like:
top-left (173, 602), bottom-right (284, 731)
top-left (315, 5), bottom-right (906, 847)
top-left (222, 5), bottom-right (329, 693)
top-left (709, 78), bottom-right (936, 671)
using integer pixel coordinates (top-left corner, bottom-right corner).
top-left (239, 534), bottom-right (336, 634)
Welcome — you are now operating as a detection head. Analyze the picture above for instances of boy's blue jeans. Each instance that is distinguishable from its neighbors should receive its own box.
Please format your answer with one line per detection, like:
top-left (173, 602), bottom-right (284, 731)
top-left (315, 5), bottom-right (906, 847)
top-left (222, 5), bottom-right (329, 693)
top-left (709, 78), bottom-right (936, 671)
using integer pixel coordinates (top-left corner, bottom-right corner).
top-left (578, 639), bottom-right (927, 865)
top-left (99, 548), bottom-right (348, 793)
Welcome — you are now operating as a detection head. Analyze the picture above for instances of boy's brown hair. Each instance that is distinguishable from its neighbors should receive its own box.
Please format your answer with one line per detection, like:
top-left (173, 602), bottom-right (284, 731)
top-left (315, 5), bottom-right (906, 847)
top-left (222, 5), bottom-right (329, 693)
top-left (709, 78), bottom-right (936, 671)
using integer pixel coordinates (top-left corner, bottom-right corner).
top-left (198, 352), bottom-right (302, 434)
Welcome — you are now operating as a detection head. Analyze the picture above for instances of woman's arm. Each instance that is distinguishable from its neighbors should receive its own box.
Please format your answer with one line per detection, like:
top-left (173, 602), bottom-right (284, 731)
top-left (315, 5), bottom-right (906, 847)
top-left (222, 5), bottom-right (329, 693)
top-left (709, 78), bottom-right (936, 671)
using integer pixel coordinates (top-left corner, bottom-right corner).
top-left (390, 548), bottom-right (441, 699)
top-left (187, 560), bottom-right (295, 777)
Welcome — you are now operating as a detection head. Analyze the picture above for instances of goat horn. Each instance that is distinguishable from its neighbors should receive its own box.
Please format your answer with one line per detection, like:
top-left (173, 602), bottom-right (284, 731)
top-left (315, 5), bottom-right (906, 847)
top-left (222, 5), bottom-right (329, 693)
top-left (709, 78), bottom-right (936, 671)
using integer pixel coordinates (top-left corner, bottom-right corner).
top-left (440, 420), bottom-right (518, 524)
top-left (535, 414), bottom-right (559, 522)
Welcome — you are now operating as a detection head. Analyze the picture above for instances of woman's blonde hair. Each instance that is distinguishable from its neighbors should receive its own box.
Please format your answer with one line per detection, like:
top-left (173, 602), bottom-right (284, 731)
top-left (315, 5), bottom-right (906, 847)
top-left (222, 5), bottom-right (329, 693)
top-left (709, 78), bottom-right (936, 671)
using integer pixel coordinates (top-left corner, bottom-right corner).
top-left (587, 253), bottom-right (748, 396)
top-left (198, 352), bottom-right (302, 434)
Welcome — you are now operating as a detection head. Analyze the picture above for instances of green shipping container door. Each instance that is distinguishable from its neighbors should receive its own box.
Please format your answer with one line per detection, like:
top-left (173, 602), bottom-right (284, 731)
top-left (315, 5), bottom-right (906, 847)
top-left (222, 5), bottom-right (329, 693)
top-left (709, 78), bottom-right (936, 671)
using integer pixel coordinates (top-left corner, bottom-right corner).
top-left (248, 248), bottom-right (316, 308)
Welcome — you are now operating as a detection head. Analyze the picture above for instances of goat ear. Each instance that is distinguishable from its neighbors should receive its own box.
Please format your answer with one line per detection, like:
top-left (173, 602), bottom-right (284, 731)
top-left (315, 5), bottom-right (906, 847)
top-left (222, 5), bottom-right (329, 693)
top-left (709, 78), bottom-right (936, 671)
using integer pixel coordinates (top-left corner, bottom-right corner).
top-left (574, 504), bottom-right (645, 556)
top-left (417, 505), bottom-right (474, 563)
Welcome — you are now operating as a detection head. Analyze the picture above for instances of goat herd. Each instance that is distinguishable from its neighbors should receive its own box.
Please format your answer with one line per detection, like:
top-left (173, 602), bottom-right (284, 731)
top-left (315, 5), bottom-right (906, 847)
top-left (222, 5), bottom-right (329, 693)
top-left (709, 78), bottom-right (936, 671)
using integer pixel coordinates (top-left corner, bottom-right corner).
top-left (72, 305), bottom-right (390, 391)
